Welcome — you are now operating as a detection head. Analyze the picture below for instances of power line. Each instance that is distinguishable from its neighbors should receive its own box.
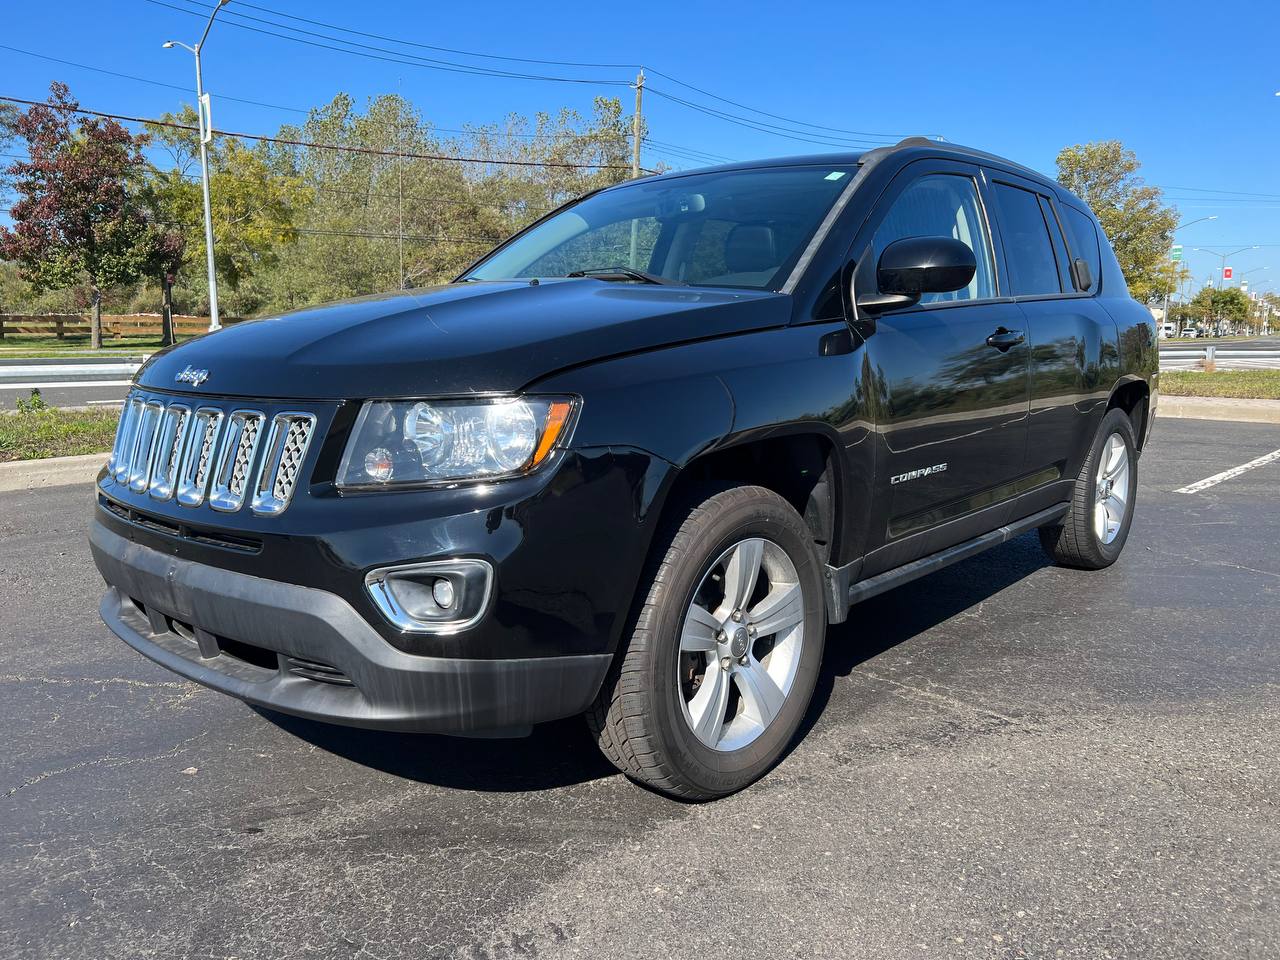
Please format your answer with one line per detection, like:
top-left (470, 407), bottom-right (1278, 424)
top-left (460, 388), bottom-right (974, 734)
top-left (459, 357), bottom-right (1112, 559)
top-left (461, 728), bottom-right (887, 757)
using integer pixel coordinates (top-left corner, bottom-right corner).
top-left (0, 43), bottom-right (309, 115)
top-left (644, 68), bottom-right (916, 140)
top-left (0, 96), bottom-right (649, 171)
top-left (1161, 184), bottom-right (1280, 200)
top-left (148, 162), bottom-right (529, 209)
top-left (235, 0), bottom-right (640, 70)
top-left (643, 137), bottom-right (738, 164)
top-left (233, 1), bottom-right (919, 145)
top-left (0, 44), bottom-right (623, 143)
top-left (150, 1), bottom-right (921, 150)
top-left (145, 0), bottom-right (629, 86)
top-left (2, 205), bottom-right (501, 244)
top-left (645, 87), bottom-right (896, 149)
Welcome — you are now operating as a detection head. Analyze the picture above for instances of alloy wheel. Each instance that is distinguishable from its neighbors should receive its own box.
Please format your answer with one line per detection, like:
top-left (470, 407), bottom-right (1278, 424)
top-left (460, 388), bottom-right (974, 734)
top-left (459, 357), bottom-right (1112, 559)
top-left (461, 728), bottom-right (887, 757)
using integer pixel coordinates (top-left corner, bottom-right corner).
top-left (1094, 433), bottom-right (1130, 545)
top-left (677, 537), bottom-right (805, 752)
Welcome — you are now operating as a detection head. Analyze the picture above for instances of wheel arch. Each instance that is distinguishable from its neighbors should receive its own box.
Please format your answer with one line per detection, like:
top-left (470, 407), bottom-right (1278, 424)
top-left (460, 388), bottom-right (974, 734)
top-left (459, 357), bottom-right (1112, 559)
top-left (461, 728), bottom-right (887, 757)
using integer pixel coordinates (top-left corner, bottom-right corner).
top-left (1106, 376), bottom-right (1151, 451)
top-left (654, 426), bottom-right (846, 567)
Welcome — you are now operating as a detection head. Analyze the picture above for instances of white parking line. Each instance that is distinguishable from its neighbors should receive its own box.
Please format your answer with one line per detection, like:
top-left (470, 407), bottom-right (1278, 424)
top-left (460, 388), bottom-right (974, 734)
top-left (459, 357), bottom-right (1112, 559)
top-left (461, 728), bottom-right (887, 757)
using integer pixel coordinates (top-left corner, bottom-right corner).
top-left (1176, 448), bottom-right (1280, 494)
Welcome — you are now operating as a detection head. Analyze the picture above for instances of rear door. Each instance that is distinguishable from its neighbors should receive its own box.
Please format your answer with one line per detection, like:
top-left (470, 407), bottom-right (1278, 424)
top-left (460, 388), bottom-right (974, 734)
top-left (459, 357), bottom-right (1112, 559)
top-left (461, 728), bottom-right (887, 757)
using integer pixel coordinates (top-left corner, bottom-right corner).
top-left (855, 160), bottom-right (1030, 573)
top-left (986, 175), bottom-right (1119, 513)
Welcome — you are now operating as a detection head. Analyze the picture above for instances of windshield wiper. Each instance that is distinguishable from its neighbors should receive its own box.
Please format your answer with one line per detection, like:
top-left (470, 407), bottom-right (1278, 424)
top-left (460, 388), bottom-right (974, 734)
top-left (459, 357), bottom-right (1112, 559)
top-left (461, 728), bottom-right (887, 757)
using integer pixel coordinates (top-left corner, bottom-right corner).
top-left (565, 266), bottom-right (678, 285)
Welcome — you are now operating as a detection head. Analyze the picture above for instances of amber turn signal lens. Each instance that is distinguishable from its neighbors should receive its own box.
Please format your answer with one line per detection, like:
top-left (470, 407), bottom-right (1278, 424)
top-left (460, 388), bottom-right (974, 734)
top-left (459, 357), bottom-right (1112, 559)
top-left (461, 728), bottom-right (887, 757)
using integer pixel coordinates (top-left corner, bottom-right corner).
top-left (530, 401), bottom-right (573, 468)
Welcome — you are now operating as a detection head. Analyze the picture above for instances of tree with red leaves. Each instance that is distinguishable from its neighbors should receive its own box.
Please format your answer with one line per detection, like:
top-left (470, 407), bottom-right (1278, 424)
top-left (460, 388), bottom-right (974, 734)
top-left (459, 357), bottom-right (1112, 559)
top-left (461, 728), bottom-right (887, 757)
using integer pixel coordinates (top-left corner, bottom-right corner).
top-left (0, 83), bottom-right (156, 348)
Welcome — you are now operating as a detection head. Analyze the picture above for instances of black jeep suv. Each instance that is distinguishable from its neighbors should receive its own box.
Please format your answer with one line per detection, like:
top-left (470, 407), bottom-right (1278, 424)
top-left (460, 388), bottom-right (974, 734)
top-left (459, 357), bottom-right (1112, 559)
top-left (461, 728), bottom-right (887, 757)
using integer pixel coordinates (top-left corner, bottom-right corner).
top-left (91, 138), bottom-right (1157, 799)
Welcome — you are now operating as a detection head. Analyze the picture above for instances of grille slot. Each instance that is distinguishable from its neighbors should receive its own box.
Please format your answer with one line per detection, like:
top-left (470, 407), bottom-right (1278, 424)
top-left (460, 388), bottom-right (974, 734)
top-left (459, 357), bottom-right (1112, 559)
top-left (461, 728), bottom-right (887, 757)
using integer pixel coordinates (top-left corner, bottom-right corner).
top-left (127, 401), bottom-right (163, 491)
top-left (209, 411), bottom-right (265, 513)
top-left (250, 413), bottom-right (316, 516)
top-left (108, 393), bottom-right (316, 516)
top-left (109, 397), bottom-right (141, 480)
top-left (148, 404), bottom-right (190, 501)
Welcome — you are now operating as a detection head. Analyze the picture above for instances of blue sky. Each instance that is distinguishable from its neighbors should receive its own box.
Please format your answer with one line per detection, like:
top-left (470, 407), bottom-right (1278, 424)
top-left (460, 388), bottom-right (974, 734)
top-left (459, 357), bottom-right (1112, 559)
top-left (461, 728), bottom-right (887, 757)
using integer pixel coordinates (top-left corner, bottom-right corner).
top-left (2, 0), bottom-right (1277, 297)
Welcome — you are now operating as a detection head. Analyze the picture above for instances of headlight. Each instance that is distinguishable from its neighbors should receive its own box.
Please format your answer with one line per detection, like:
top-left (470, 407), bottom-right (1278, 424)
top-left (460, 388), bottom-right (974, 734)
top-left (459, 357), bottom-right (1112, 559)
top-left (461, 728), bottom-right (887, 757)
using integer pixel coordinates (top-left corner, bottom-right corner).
top-left (336, 396), bottom-right (577, 488)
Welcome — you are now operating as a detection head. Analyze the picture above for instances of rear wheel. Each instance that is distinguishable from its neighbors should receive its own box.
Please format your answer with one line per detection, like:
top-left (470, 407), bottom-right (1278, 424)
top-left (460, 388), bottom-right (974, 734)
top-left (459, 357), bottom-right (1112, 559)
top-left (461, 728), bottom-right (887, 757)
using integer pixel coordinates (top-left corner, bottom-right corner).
top-left (1039, 407), bottom-right (1138, 569)
top-left (587, 486), bottom-right (826, 800)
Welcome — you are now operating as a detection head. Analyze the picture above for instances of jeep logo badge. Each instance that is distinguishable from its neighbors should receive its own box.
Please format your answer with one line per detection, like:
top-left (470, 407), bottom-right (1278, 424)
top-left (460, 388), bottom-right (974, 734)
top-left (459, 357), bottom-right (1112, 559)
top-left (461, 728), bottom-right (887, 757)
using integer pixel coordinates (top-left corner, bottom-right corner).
top-left (175, 365), bottom-right (210, 387)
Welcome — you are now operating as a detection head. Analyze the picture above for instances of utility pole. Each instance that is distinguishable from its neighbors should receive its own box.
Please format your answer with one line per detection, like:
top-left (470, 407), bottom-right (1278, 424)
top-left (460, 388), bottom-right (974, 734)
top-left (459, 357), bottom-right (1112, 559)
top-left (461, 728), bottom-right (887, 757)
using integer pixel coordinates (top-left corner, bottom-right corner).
top-left (631, 69), bottom-right (645, 180)
top-left (629, 69), bottom-right (645, 268)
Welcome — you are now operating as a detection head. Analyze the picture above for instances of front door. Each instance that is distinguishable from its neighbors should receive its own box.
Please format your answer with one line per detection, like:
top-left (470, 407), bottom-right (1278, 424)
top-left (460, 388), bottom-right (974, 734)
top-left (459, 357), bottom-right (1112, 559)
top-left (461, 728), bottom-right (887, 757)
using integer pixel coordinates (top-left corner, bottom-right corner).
top-left (854, 162), bottom-right (1030, 573)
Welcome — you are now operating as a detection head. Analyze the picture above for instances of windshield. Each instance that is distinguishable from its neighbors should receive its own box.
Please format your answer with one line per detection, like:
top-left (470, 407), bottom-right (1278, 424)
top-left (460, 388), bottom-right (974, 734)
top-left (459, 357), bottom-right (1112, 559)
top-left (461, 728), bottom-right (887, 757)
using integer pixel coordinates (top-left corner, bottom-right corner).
top-left (464, 165), bottom-right (857, 290)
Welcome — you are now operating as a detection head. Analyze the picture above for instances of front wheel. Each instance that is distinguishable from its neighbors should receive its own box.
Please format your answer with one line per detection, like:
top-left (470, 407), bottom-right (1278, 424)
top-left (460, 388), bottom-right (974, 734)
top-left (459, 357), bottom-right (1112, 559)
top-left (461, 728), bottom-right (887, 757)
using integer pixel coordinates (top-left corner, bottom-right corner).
top-left (1039, 407), bottom-right (1138, 569)
top-left (587, 486), bottom-right (826, 800)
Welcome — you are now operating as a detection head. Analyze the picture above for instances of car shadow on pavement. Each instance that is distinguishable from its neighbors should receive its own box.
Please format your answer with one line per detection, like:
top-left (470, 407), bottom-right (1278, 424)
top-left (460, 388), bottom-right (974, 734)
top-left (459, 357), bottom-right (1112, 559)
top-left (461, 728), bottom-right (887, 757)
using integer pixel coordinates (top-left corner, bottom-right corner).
top-left (256, 533), bottom-right (1050, 795)
top-left (252, 709), bottom-right (620, 793)
top-left (798, 531), bottom-right (1051, 741)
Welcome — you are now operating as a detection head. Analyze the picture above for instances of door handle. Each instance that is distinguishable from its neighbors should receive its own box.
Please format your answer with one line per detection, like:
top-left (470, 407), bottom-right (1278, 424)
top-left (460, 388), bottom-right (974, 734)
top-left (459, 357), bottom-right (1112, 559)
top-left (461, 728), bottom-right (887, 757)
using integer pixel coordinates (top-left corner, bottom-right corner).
top-left (986, 328), bottom-right (1025, 351)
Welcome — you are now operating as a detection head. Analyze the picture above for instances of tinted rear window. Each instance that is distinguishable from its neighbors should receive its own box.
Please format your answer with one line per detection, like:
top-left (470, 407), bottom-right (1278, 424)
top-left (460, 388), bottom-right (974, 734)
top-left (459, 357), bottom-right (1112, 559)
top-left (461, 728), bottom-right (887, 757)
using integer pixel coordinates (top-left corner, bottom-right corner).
top-left (1060, 204), bottom-right (1102, 292)
top-left (993, 183), bottom-right (1062, 296)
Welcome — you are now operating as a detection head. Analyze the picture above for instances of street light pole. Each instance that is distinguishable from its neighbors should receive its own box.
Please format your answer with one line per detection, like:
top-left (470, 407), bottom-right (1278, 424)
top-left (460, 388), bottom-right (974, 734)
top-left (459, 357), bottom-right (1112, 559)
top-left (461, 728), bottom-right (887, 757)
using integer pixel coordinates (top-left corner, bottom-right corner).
top-left (1163, 216), bottom-right (1217, 335)
top-left (1193, 245), bottom-right (1259, 289)
top-left (164, 0), bottom-right (231, 333)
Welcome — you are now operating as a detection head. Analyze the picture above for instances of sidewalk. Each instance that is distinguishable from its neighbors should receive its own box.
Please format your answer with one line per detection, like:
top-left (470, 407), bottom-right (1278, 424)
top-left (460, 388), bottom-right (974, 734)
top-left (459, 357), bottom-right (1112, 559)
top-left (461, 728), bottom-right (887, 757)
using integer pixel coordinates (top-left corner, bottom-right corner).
top-left (1160, 396), bottom-right (1280, 424)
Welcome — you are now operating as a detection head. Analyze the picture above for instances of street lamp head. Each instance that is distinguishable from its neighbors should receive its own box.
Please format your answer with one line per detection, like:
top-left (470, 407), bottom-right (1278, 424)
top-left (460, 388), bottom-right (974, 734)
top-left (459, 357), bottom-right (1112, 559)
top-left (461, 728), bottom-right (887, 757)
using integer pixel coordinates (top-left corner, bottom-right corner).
top-left (162, 40), bottom-right (175, 48)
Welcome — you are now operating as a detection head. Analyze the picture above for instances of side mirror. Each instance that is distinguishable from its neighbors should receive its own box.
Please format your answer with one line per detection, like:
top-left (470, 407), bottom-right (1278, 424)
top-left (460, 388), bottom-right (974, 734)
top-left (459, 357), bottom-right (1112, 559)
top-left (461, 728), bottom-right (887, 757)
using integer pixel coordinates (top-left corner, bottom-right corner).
top-left (856, 236), bottom-right (977, 314)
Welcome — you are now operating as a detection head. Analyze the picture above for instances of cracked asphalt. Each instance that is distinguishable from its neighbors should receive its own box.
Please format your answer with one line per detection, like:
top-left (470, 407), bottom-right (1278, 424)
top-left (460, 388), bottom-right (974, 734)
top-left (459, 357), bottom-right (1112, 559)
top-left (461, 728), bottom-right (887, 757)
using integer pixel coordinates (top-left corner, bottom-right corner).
top-left (2, 416), bottom-right (1278, 959)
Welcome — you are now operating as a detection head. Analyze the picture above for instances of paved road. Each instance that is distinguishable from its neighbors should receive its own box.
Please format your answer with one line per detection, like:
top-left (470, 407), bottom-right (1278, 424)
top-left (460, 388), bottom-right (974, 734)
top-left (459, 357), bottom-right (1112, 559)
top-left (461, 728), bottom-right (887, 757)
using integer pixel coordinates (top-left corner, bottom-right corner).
top-left (0, 382), bottom-right (130, 410)
top-left (2, 418), bottom-right (1278, 959)
top-left (0, 357), bottom-right (140, 410)
top-left (1160, 336), bottom-right (1280, 351)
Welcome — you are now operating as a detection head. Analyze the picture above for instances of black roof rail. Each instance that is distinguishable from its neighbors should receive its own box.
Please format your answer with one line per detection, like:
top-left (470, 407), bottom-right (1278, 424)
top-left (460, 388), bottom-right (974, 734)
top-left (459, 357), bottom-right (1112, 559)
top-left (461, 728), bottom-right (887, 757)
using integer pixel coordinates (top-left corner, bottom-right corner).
top-left (859, 136), bottom-right (1053, 187)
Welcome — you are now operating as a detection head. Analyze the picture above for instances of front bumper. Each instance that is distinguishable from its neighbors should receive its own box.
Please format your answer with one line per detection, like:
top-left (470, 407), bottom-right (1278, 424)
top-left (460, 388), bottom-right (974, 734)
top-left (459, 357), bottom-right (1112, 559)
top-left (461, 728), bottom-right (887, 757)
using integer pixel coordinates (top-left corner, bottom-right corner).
top-left (90, 519), bottom-right (611, 734)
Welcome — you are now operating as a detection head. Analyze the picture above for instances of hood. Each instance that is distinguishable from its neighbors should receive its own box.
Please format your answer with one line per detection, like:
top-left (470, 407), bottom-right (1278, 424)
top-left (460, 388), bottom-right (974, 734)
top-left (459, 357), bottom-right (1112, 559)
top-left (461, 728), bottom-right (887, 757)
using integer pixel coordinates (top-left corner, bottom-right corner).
top-left (137, 280), bottom-right (789, 400)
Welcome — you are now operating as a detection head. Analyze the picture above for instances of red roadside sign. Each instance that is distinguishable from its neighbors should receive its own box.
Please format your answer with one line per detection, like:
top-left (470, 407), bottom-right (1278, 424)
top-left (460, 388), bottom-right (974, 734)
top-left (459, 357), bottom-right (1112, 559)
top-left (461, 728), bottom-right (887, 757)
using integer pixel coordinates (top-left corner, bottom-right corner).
top-left (1224, 266), bottom-right (1234, 280)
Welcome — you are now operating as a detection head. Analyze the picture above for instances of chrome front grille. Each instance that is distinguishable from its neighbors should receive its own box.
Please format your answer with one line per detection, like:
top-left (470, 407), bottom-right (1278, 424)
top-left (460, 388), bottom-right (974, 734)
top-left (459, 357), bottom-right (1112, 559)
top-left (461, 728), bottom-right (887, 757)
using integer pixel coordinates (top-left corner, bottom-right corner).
top-left (107, 393), bottom-right (317, 516)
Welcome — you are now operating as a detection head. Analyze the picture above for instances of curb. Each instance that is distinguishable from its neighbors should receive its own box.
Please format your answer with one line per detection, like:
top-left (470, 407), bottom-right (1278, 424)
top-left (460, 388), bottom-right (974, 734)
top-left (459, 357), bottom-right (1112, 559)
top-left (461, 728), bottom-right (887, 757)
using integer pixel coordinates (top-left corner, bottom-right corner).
top-left (1160, 396), bottom-right (1280, 424)
top-left (0, 452), bottom-right (109, 493)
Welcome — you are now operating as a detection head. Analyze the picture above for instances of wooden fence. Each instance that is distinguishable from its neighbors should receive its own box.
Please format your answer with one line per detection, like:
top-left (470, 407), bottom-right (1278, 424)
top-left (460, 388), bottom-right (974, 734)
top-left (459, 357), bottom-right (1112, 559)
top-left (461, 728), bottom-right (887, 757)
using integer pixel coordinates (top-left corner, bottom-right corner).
top-left (0, 314), bottom-right (240, 339)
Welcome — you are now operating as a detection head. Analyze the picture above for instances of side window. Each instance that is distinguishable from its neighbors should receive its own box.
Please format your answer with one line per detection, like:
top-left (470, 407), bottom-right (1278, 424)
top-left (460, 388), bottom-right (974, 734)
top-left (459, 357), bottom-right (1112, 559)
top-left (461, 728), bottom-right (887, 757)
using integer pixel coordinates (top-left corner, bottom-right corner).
top-left (872, 174), bottom-right (996, 303)
top-left (992, 183), bottom-right (1062, 296)
top-left (1060, 204), bottom-right (1102, 292)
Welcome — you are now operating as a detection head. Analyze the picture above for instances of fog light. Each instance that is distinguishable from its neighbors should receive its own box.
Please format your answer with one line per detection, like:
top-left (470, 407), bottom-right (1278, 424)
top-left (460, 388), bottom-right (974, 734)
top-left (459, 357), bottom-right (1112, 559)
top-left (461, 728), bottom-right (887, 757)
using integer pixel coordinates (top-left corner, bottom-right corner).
top-left (364, 559), bottom-right (492, 634)
top-left (431, 577), bottom-right (455, 609)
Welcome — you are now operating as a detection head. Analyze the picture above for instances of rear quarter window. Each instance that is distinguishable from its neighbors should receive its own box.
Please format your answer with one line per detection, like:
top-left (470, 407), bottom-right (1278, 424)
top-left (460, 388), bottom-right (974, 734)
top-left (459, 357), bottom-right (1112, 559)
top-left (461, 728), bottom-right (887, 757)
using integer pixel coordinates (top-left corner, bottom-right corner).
top-left (1060, 204), bottom-right (1103, 293)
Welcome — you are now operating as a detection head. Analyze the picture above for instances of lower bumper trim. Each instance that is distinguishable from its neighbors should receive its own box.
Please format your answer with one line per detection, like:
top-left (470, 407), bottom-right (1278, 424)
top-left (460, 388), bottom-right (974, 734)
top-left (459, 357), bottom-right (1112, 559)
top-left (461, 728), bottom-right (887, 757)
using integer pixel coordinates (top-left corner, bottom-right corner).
top-left (91, 520), bottom-right (611, 734)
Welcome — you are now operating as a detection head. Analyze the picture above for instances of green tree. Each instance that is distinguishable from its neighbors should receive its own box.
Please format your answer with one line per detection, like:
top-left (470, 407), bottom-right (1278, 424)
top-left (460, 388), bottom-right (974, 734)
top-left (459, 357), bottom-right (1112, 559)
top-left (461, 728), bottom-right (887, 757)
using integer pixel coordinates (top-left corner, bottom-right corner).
top-left (145, 106), bottom-right (310, 316)
top-left (0, 83), bottom-right (157, 348)
top-left (1056, 140), bottom-right (1179, 304)
top-left (1189, 286), bottom-right (1250, 330)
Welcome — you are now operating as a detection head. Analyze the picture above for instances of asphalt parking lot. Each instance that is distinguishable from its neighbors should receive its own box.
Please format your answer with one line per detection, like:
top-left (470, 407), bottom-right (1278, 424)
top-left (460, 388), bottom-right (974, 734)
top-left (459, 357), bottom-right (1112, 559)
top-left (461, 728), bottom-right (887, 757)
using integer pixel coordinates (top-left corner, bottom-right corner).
top-left (2, 416), bottom-right (1278, 960)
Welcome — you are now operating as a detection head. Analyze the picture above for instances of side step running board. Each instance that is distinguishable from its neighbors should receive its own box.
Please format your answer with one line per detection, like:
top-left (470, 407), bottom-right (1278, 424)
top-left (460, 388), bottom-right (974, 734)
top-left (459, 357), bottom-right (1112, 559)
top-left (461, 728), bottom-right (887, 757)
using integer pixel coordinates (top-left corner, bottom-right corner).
top-left (823, 502), bottom-right (1069, 623)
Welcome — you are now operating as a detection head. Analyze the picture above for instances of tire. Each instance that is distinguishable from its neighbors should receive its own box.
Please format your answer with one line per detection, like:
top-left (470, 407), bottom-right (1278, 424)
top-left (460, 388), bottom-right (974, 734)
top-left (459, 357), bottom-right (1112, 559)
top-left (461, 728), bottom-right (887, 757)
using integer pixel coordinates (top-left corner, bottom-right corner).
top-left (1038, 407), bottom-right (1138, 570)
top-left (587, 485), bottom-right (826, 800)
